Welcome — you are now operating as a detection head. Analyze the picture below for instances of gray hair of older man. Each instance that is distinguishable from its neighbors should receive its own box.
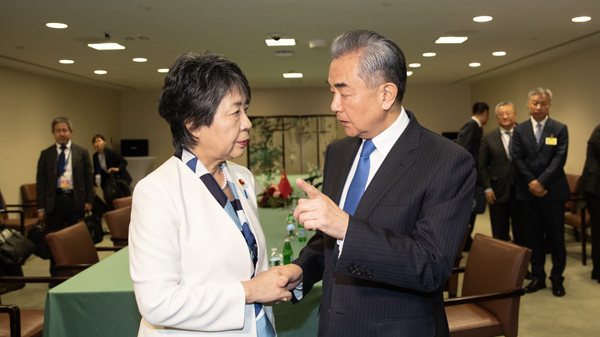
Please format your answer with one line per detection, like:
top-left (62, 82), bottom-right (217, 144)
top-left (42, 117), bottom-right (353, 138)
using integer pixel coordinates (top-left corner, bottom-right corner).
top-left (331, 30), bottom-right (407, 103)
top-left (495, 101), bottom-right (515, 114)
top-left (51, 117), bottom-right (73, 132)
top-left (528, 87), bottom-right (553, 101)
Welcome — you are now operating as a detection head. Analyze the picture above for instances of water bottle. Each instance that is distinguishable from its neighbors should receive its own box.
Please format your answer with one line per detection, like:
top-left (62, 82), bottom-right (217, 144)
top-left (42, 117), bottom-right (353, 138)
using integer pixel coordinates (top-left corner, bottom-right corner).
top-left (269, 248), bottom-right (282, 267)
top-left (286, 211), bottom-right (296, 237)
top-left (282, 237), bottom-right (294, 264)
top-left (298, 222), bottom-right (307, 242)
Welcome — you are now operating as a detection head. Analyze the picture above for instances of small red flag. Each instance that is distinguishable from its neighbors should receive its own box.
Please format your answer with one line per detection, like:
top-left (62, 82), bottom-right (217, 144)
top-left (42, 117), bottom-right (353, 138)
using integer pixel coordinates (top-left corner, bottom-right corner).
top-left (278, 171), bottom-right (293, 199)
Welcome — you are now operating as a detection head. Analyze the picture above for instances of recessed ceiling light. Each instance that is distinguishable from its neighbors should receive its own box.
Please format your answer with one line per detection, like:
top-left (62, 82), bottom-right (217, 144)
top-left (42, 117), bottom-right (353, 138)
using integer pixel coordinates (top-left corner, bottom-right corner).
top-left (469, 63), bottom-right (481, 67)
top-left (283, 73), bottom-right (303, 78)
top-left (133, 58), bottom-right (147, 62)
top-left (492, 51), bottom-right (507, 56)
top-left (572, 16), bottom-right (591, 22)
top-left (407, 71), bottom-right (413, 76)
top-left (46, 23), bottom-right (68, 29)
top-left (422, 52), bottom-right (436, 57)
top-left (435, 36), bottom-right (468, 44)
top-left (59, 60), bottom-right (74, 64)
top-left (473, 16), bottom-right (493, 22)
top-left (408, 63), bottom-right (421, 68)
top-left (157, 68), bottom-right (169, 73)
top-left (266, 39), bottom-right (296, 46)
top-left (88, 43), bottom-right (126, 50)
top-left (94, 70), bottom-right (107, 75)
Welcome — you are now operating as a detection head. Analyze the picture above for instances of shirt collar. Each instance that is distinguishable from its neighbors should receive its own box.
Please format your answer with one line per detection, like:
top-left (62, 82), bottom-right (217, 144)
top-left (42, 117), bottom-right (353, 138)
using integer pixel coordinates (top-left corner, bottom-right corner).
top-left (531, 115), bottom-right (548, 127)
top-left (370, 106), bottom-right (410, 158)
top-left (471, 116), bottom-right (482, 128)
top-left (499, 126), bottom-right (514, 133)
top-left (56, 140), bottom-right (72, 150)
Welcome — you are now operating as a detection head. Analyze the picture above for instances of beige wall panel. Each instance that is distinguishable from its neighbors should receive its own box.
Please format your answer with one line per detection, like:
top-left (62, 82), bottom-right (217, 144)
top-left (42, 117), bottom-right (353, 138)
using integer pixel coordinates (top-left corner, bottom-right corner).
top-left (470, 43), bottom-right (600, 175)
top-left (0, 66), bottom-right (120, 204)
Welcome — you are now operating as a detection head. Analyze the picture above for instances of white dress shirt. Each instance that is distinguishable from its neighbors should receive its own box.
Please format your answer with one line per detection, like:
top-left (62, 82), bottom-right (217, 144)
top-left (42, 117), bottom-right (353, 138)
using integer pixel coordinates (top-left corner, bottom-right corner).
top-left (56, 140), bottom-right (73, 190)
top-left (531, 115), bottom-right (548, 136)
top-left (336, 107), bottom-right (410, 254)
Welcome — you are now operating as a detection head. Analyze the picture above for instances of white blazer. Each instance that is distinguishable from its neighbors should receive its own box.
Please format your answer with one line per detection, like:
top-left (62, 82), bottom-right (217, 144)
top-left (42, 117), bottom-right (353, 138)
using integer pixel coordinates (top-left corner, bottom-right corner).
top-left (129, 157), bottom-right (273, 336)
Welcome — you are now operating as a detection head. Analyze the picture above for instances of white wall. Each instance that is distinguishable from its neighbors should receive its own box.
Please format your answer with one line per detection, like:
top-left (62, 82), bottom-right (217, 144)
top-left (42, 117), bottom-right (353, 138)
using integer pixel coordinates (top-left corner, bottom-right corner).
top-left (0, 66), bottom-right (121, 204)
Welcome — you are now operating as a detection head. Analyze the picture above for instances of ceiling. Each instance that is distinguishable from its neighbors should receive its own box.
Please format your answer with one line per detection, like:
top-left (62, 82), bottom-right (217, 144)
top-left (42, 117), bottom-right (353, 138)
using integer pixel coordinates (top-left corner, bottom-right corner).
top-left (1, 0), bottom-right (599, 91)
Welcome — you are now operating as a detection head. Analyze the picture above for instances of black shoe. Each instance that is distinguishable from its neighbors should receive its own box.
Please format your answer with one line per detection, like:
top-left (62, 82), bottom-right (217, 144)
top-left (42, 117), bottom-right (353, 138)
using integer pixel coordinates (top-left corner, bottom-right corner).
top-left (525, 270), bottom-right (532, 280)
top-left (524, 280), bottom-right (546, 293)
top-left (551, 281), bottom-right (565, 297)
top-left (592, 270), bottom-right (599, 280)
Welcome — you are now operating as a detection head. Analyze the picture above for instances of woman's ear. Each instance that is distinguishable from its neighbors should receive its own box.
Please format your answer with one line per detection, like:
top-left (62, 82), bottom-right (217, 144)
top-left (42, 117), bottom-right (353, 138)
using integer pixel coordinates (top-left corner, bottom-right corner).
top-left (381, 83), bottom-right (398, 111)
top-left (185, 120), bottom-right (200, 138)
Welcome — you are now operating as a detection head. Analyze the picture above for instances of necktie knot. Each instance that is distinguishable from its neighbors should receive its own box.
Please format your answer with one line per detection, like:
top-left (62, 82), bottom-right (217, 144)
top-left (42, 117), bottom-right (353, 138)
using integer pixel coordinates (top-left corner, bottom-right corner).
top-left (360, 139), bottom-right (376, 158)
top-left (60, 145), bottom-right (66, 150)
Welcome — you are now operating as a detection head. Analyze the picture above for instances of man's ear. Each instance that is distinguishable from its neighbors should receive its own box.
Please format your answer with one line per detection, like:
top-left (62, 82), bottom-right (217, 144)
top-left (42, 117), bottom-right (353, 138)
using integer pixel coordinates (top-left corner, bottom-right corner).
top-left (185, 120), bottom-right (199, 137)
top-left (380, 83), bottom-right (398, 111)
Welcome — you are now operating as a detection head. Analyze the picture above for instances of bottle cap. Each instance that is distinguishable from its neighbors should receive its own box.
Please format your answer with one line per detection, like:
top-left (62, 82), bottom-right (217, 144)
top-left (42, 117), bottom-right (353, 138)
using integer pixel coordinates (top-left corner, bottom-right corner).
top-left (284, 237), bottom-right (290, 242)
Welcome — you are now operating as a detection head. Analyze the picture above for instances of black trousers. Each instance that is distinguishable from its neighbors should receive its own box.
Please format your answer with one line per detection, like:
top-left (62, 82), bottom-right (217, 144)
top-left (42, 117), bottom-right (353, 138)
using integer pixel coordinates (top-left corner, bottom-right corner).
top-left (522, 198), bottom-right (566, 282)
top-left (584, 192), bottom-right (600, 271)
top-left (489, 187), bottom-right (527, 246)
top-left (46, 194), bottom-right (84, 276)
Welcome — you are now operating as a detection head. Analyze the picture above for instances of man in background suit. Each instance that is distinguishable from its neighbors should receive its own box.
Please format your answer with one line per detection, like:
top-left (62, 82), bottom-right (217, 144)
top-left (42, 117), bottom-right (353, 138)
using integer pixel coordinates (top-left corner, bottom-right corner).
top-left (457, 102), bottom-right (489, 250)
top-left (581, 124), bottom-right (600, 283)
top-left (479, 101), bottom-right (526, 246)
top-left (37, 117), bottom-right (94, 276)
top-left (274, 30), bottom-right (475, 337)
top-left (512, 88), bottom-right (570, 297)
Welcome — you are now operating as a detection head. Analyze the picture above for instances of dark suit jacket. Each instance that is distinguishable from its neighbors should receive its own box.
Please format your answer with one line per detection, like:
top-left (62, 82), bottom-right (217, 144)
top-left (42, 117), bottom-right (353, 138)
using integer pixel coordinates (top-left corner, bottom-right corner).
top-left (93, 148), bottom-right (132, 185)
top-left (293, 110), bottom-right (476, 337)
top-left (511, 118), bottom-right (571, 201)
top-left (479, 127), bottom-right (518, 203)
top-left (36, 143), bottom-right (94, 213)
top-left (581, 124), bottom-right (600, 197)
top-left (457, 118), bottom-right (482, 170)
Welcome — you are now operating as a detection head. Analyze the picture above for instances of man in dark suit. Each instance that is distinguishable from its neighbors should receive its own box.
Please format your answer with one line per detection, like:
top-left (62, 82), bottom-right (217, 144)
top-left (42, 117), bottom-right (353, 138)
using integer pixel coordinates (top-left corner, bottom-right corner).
top-left (37, 117), bottom-right (94, 276)
top-left (479, 101), bottom-right (526, 246)
top-left (512, 88), bottom-right (570, 296)
top-left (457, 102), bottom-right (489, 250)
top-left (274, 30), bottom-right (475, 337)
top-left (581, 124), bottom-right (600, 283)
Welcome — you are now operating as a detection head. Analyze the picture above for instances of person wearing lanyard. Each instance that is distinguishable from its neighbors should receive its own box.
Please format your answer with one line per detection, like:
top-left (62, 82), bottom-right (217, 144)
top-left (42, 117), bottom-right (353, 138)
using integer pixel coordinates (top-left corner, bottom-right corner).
top-left (129, 52), bottom-right (289, 337)
top-left (36, 117), bottom-right (94, 277)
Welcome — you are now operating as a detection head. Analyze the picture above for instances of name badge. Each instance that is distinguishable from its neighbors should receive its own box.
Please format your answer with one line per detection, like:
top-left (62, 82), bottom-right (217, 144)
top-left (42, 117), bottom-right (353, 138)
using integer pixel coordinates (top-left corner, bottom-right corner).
top-left (545, 137), bottom-right (557, 146)
top-left (60, 179), bottom-right (71, 189)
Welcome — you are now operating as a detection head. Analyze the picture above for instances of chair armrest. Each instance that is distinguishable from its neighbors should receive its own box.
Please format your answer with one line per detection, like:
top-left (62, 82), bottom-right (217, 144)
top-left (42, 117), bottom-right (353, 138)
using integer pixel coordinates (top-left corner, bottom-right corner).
top-left (0, 304), bottom-right (20, 337)
top-left (55, 264), bottom-right (93, 272)
top-left (450, 266), bottom-right (465, 274)
top-left (0, 210), bottom-right (26, 233)
top-left (444, 289), bottom-right (525, 307)
top-left (96, 246), bottom-right (126, 251)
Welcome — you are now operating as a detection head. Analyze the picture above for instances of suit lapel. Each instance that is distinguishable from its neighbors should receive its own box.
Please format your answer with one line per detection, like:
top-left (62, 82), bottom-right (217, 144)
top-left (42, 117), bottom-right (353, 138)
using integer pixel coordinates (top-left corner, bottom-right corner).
top-left (330, 138), bottom-right (361, 205)
top-left (492, 128), bottom-right (510, 162)
top-left (354, 110), bottom-right (420, 219)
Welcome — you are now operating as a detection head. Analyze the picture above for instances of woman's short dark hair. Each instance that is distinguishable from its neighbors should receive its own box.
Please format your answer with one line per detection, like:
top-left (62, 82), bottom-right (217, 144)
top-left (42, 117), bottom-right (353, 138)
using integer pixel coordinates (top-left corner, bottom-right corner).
top-left (158, 52), bottom-right (251, 151)
top-left (92, 134), bottom-right (105, 144)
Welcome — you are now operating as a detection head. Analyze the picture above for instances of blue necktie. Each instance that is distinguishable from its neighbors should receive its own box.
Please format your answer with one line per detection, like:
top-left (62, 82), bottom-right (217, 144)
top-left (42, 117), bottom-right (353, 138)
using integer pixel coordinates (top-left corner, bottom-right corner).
top-left (343, 139), bottom-right (376, 216)
top-left (57, 145), bottom-right (66, 177)
top-left (535, 123), bottom-right (542, 145)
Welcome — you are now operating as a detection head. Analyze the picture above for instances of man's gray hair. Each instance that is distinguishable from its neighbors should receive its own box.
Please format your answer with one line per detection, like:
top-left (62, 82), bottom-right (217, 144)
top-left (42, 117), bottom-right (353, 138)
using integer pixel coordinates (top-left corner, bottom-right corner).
top-left (331, 30), bottom-right (407, 103)
top-left (528, 87), bottom-right (553, 101)
top-left (51, 117), bottom-right (73, 132)
top-left (495, 101), bottom-right (515, 114)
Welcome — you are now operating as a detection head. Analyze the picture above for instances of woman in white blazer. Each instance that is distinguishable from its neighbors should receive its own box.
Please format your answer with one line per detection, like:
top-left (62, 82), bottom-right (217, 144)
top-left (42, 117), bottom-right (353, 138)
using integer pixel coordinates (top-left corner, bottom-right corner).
top-left (129, 52), bottom-right (291, 336)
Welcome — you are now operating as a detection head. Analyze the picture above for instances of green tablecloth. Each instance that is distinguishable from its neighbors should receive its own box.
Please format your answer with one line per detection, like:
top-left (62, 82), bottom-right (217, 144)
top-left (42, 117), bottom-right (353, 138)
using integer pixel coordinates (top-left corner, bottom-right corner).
top-left (43, 189), bottom-right (321, 337)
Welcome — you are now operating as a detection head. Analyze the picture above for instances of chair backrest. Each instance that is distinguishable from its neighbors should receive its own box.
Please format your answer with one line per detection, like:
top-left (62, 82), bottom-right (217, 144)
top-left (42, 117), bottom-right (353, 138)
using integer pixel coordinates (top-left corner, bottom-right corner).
top-left (103, 206), bottom-right (131, 246)
top-left (45, 222), bottom-right (99, 276)
top-left (462, 234), bottom-right (532, 337)
top-left (112, 196), bottom-right (133, 210)
top-left (20, 184), bottom-right (37, 218)
top-left (565, 174), bottom-right (582, 213)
